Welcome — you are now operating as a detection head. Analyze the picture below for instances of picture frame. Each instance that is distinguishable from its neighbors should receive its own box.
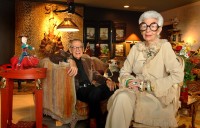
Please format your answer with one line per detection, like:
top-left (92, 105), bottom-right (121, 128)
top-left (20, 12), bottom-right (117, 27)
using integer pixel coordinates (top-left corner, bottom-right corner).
top-left (86, 27), bottom-right (95, 40)
top-left (99, 27), bottom-right (109, 41)
top-left (116, 28), bottom-right (125, 42)
top-left (114, 23), bottom-right (126, 42)
top-left (115, 43), bottom-right (124, 57)
top-left (100, 43), bottom-right (109, 54)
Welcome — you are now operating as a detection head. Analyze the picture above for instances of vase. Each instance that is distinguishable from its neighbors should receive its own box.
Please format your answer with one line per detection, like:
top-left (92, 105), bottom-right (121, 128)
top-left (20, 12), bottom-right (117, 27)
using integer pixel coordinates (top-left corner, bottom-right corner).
top-left (180, 82), bottom-right (188, 104)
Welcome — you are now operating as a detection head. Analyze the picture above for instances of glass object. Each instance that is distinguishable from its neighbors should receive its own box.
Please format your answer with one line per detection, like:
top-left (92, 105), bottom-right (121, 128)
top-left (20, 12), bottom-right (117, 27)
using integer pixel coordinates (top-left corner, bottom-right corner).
top-left (180, 82), bottom-right (188, 104)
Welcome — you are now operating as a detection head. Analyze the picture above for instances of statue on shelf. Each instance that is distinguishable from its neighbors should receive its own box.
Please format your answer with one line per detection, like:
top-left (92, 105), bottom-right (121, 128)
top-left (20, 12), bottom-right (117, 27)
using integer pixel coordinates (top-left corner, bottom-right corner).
top-left (171, 17), bottom-right (179, 31)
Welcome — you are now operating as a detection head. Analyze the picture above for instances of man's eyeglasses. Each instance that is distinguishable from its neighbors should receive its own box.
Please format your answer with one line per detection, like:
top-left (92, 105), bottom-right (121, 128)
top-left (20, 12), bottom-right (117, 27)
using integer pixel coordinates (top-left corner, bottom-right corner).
top-left (139, 22), bottom-right (160, 32)
top-left (70, 46), bottom-right (83, 50)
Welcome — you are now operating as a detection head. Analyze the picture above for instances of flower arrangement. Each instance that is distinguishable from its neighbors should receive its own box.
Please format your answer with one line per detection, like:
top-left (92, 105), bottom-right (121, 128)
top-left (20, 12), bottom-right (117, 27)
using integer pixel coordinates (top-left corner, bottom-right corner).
top-left (174, 42), bottom-right (200, 103)
top-left (175, 44), bottom-right (200, 82)
top-left (174, 43), bottom-right (200, 103)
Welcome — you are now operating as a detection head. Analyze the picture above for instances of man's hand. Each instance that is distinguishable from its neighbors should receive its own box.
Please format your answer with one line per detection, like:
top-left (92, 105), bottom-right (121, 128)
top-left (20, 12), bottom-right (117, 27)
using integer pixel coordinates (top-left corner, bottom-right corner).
top-left (67, 59), bottom-right (78, 77)
top-left (106, 79), bottom-right (117, 91)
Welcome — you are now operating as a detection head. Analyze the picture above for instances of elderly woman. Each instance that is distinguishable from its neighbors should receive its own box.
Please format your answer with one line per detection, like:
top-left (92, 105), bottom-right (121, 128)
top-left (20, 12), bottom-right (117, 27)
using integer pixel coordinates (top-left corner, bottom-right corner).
top-left (105, 10), bottom-right (184, 128)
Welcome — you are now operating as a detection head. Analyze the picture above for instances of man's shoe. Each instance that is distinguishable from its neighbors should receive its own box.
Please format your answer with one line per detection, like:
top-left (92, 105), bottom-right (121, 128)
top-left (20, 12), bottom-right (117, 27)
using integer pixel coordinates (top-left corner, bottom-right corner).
top-left (90, 118), bottom-right (97, 128)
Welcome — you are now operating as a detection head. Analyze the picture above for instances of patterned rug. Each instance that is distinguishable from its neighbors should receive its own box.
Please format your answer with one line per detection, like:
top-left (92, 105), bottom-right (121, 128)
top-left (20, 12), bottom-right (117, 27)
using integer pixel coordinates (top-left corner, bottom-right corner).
top-left (178, 107), bottom-right (200, 128)
top-left (13, 81), bottom-right (35, 95)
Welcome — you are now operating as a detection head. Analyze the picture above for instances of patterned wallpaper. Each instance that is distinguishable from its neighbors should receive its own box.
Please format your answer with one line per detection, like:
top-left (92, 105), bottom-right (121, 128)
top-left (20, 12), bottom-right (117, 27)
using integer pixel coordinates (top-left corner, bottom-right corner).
top-left (15, 0), bottom-right (83, 58)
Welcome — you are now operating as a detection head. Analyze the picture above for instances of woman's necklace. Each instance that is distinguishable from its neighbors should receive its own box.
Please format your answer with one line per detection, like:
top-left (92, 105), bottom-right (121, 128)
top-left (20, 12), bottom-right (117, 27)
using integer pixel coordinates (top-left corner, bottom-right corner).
top-left (137, 39), bottom-right (163, 64)
top-left (144, 45), bottom-right (159, 59)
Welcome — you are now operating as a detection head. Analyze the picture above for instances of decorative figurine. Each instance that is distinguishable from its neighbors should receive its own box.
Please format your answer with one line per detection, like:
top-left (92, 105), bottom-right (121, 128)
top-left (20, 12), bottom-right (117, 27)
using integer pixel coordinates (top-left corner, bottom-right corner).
top-left (10, 36), bottom-right (39, 69)
top-left (18, 36), bottom-right (35, 64)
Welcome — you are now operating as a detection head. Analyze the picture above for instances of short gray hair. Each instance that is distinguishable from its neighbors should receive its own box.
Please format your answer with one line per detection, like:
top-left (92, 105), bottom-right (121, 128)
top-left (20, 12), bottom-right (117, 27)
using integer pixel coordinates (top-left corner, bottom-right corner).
top-left (68, 39), bottom-right (84, 48)
top-left (139, 10), bottom-right (164, 27)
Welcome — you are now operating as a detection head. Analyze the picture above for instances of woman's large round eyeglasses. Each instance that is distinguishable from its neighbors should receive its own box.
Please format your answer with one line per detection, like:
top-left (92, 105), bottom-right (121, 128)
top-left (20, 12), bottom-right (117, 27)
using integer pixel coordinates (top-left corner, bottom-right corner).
top-left (139, 22), bottom-right (160, 32)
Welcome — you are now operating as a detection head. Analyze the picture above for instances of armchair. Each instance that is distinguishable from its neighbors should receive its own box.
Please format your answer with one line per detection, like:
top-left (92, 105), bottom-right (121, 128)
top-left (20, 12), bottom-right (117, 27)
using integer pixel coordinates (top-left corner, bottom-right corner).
top-left (39, 55), bottom-right (109, 127)
top-left (39, 58), bottom-right (78, 124)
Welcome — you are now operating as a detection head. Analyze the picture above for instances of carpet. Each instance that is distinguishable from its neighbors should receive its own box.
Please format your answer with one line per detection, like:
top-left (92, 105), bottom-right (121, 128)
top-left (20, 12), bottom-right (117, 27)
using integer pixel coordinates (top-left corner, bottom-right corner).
top-left (178, 107), bottom-right (200, 128)
top-left (13, 80), bottom-right (35, 95)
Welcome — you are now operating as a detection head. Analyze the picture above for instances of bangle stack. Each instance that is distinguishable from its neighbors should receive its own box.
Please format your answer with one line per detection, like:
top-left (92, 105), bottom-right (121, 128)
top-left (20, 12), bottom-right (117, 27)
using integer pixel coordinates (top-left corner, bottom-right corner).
top-left (125, 79), bottom-right (132, 87)
top-left (125, 79), bottom-right (152, 92)
top-left (138, 80), bottom-right (152, 92)
top-left (145, 80), bottom-right (152, 92)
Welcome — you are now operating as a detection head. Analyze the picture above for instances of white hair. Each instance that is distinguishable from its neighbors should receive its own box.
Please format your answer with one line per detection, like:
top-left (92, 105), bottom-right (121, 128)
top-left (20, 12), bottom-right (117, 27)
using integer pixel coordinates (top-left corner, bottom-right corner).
top-left (69, 39), bottom-right (84, 48)
top-left (139, 10), bottom-right (164, 27)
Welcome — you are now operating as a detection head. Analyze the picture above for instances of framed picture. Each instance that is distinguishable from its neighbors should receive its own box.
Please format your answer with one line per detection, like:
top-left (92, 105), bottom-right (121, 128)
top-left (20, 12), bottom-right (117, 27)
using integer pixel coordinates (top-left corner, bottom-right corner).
top-left (86, 27), bottom-right (95, 40)
top-left (100, 43), bottom-right (109, 54)
top-left (115, 44), bottom-right (124, 56)
top-left (114, 23), bottom-right (126, 42)
top-left (116, 28), bottom-right (125, 42)
top-left (99, 28), bottom-right (109, 40)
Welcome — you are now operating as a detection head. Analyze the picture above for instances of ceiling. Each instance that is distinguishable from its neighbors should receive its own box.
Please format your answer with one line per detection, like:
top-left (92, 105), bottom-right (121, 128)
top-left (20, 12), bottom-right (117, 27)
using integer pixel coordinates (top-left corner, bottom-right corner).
top-left (49, 0), bottom-right (200, 12)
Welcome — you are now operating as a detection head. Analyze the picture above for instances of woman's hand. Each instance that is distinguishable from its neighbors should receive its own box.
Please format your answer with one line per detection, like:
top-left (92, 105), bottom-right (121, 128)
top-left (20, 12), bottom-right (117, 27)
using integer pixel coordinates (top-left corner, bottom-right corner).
top-left (127, 79), bottom-right (142, 91)
top-left (67, 59), bottom-right (78, 77)
top-left (106, 79), bottom-right (117, 91)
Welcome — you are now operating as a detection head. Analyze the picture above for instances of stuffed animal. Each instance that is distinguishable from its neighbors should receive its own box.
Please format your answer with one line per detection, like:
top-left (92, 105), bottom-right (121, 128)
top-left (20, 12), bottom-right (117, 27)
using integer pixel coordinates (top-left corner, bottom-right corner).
top-left (104, 59), bottom-right (120, 83)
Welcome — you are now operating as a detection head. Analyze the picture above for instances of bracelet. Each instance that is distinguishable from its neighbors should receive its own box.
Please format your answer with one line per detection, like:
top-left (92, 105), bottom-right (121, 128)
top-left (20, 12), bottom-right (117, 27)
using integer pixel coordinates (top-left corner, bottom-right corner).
top-left (137, 80), bottom-right (152, 92)
top-left (138, 81), bottom-right (144, 91)
top-left (125, 78), bottom-right (132, 87)
top-left (144, 80), bottom-right (152, 92)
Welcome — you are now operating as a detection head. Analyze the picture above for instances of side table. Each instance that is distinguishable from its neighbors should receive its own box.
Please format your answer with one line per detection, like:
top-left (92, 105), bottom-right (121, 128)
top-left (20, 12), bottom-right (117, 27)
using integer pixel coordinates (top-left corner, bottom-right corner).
top-left (190, 92), bottom-right (200, 128)
top-left (0, 67), bottom-right (47, 128)
top-left (181, 92), bottom-right (200, 128)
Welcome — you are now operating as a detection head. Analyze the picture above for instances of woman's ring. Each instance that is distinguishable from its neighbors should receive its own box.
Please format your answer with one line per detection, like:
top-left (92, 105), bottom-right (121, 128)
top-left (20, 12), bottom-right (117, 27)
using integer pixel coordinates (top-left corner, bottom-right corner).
top-left (133, 82), bottom-right (138, 85)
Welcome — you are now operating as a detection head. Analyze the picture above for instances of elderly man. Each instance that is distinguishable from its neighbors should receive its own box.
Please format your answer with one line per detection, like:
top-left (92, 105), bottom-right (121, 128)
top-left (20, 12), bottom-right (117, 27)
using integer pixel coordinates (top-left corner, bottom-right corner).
top-left (69, 39), bottom-right (116, 128)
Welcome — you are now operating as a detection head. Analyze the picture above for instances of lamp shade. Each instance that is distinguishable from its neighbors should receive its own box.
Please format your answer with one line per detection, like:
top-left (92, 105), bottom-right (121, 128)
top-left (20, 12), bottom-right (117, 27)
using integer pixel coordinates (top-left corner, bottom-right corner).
top-left (57, 18), bottom-right (79, 32)
top-left (125, 33), bottom-right (140, 42)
